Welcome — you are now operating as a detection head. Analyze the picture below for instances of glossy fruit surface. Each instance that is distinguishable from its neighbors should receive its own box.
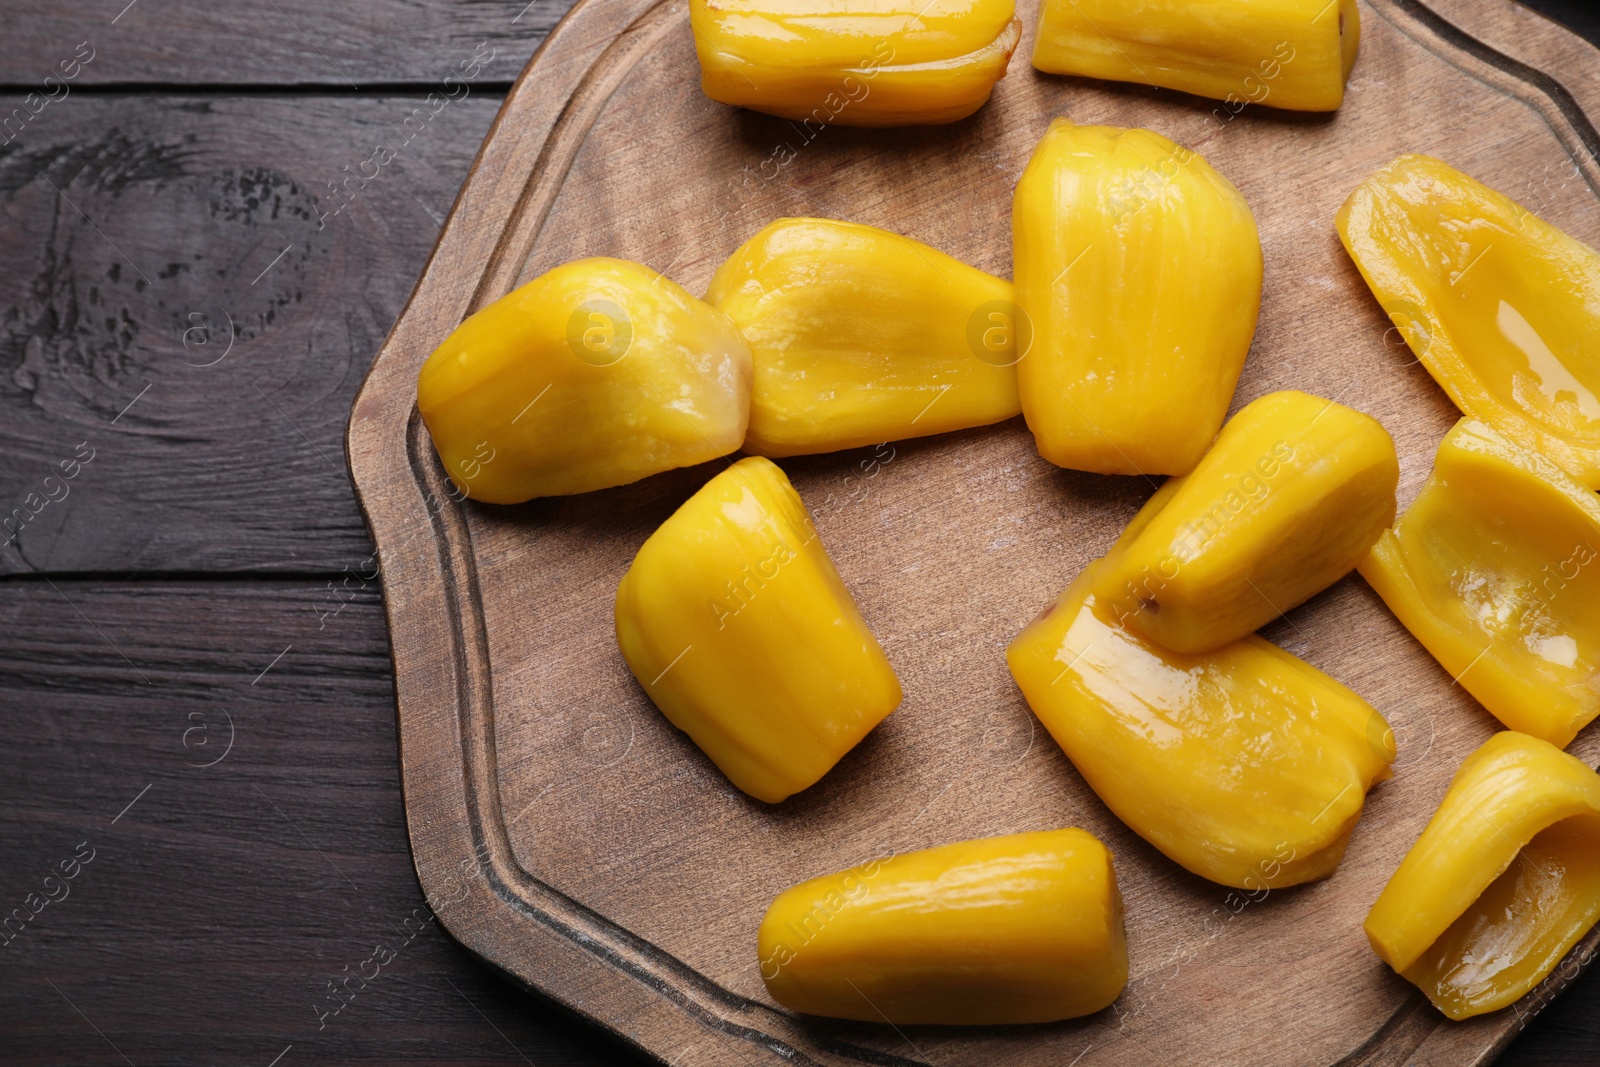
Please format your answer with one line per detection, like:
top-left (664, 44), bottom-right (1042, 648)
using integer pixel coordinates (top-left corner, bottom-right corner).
top-left (1091, 390), bottom-right (1398, 653)
top-left (691, 0), bottom-right (1021, 126)
top-left (1339, 154), bottom-right (1600, 489)
top-left (759, 828), bottom-right (1127, 1023)
top-left (1033, 0), bottom-right (1359, 112)
top-left (1013, 119), bottom-right (1262, 476)
top-left (1366, 732), bottom-right (1600, 1019)
top-left (1008, 554), bottom-right (1394, 890)
top-left (418, 257), bottom-right (750, 503)
top-left (1360, 418), bottom-right (1600, 748)
top-left (707, 217), bottom-right (1021, 457)
top-left (615, 456), bottom-right (901, 803)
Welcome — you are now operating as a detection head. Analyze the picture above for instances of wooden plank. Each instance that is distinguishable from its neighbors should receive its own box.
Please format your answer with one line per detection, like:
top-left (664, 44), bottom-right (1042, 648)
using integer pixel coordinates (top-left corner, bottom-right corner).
top-left (345, 0), bottom-right (1600, 1062)
top-left (0, 4), bottom-right (1592, 577)
top-left (4, 0), bottom-right (573, 87)
top-left (0, 569), bottom-right (1589, 1061)
top-left (0, 568), bottom-right (1593, 1067)
top-left (0, 0), bottom-right (1586, 88)
top-left (0, 551), bottom-right (1592, 1067)
top-left (0, 578), bottom-right (651, 1065)
top-left (0, 93), bottom-right (499, 575)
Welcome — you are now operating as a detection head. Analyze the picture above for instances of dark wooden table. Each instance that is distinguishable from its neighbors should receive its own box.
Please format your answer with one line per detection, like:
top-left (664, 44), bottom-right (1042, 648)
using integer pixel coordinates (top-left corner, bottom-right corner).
top-left (4, 2), bottom-right (1599, 1064)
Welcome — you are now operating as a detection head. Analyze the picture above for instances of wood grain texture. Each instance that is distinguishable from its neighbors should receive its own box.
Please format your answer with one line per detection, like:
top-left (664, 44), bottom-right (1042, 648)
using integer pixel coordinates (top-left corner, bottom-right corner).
top-left (0, 0), bottom-right (1597, 1064)
top-left (0, 93), bottom-right (499, 575)
top-left (346, 0), bottom-right (1600, 1064)
top-left (0, 578), bottom-right (654, 1066)
top-left (3, 0), bottom-right (575, 87)
top-left (0, 585), bottom-right (1588, 1067)
top-left (1432, 0), bottom-right (1600, 136)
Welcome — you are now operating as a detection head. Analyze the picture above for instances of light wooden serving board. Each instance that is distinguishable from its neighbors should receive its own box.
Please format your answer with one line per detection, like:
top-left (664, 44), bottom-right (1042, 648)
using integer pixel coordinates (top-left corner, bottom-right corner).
top-left (346, 1), bottom-right (1600, 1063)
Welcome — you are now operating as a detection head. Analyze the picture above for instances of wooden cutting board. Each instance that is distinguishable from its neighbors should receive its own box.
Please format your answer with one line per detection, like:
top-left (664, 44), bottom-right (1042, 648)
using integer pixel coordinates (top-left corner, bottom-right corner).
top-left (346, 1), bottom-right (1600, 1063)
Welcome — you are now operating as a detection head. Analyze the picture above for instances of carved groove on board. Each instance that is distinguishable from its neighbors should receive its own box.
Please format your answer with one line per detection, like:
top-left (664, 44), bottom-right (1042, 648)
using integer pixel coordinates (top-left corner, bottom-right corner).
top-left (468, 0), bottom-right (686, 316)
top-left (1386, 0), bottom-right (1600, 166)
top-left (354, 0), bottom-right (1600, 1062)
top-left (1332, 990), bottom-right (1438, 1066)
